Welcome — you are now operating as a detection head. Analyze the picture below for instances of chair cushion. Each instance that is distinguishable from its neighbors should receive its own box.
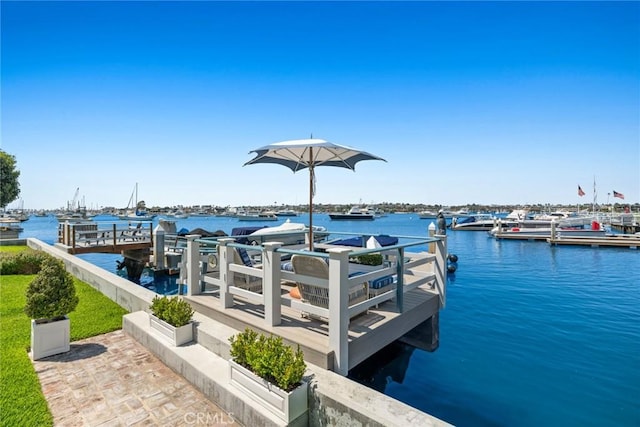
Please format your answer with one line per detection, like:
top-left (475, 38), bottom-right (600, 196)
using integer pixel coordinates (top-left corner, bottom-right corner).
top-left (236, 248), bottom-right (253, 266)
top-left (290, 286), bottom-right (301, 299)
top-left (349, 272), bottom-right (394, 289)
top-left (369, 275), bottom-right (395, 289)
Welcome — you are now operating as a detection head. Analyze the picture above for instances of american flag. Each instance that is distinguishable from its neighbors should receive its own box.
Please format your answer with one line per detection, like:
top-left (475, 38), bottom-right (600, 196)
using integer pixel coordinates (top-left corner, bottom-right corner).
top-left (613, 190), bottom-right (624, 200)
top-left (578, 185), bottom-right (585, 197)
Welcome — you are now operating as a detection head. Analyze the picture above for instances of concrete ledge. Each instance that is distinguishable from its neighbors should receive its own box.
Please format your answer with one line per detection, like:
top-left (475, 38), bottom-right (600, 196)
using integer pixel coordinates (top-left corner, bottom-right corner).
top-left (27, 238), bottom-right (156, 313)
top-left (192, 311), bottom-right (236, 360)
top-left (0, 238), bottom-right (26, 246)
top-left (125, 311), bottom-right (452, 427)
top-left (307, 367), bottom-right (451, 427)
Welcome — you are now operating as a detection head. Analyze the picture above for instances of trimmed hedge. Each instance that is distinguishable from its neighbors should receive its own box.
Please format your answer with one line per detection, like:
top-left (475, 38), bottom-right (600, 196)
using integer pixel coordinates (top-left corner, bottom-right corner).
top-left (0, 249), bottom-right (51, 275)
top-left (229, 328), bottom-right (306, 392)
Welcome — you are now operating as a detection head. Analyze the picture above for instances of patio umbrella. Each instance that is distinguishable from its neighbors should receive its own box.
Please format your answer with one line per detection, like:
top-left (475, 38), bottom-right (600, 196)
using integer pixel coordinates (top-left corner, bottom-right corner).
top-left (243, 138), bottom-right (386, 250)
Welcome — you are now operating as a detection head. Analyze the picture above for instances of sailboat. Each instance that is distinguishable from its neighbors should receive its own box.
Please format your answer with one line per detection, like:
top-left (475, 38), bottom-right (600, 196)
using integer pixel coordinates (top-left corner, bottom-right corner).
top-left (56, 188), bottom-right (92, 222)
top-left (118, 183), bottom-right (156, 221)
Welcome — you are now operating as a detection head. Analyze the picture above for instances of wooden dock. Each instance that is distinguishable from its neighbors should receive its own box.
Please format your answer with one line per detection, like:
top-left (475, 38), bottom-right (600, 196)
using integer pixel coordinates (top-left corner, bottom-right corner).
top-left (179, 234), bottom-right (447, 375)
top-left (55, 221), bottom-right (153, 255)
top-left (186, 283), bottom-right (439, 371)
top-left (54, 223), bottom-right (448, 376)
top-left (492, 232), bottom-right (549, 241)
top-left (548, 234), bottom-right (640, 248)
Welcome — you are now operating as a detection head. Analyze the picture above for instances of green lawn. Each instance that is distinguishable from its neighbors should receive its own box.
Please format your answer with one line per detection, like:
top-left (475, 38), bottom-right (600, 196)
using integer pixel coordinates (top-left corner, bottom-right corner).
top-left (0, 256), bottom-right (129, 426)
top-left (0, 246), bottom-right (25, 253)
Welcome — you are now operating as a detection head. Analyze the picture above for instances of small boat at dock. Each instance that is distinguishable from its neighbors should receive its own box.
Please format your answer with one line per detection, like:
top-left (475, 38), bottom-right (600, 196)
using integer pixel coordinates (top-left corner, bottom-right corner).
top-left (451, 213), bottom-right (499, 230)
top-left (239, 220), bottom-right (328, 245)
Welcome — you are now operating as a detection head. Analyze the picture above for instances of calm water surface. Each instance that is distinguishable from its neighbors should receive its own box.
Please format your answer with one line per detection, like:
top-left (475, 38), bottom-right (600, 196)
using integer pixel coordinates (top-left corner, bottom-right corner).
top-left (18, 214), bottom-right (640, 426)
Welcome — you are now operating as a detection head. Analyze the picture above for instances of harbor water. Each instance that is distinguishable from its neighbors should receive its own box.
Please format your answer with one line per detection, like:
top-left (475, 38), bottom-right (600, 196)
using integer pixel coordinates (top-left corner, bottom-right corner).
top-left (15, 214), bottom-right (640, 426)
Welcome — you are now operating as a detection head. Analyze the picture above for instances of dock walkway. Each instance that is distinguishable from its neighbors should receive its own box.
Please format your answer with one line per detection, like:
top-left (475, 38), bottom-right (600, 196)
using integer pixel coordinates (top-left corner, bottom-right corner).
top-left (548, 233), bottom-right (640, 248)
top-left (55, 221), bottom-right (154, 254)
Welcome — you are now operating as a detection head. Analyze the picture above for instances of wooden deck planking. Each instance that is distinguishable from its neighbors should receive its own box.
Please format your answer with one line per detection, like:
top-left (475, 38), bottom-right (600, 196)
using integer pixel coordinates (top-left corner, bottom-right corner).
top-left (494, 234), bottom-right (548, 241)
top-left (187, 294), bottom-right (335, 369)
top-left (54, 240), bottom-right (153, 255)
top-left (349, 288), bottom-right (440, 368)
top-left (186, 281), bottom-right (440, 371)
top-left (548, 235), bottom-right (640, 248)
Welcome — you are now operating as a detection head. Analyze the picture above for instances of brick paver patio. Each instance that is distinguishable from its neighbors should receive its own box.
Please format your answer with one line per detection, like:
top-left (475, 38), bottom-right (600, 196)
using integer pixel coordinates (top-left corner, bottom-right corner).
top-left (32, 330), bottom-right (241, 426)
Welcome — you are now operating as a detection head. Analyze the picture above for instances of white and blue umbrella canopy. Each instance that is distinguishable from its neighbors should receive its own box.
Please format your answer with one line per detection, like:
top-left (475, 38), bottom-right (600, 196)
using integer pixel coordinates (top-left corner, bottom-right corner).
top-left (244, 138), bottom-right (386, 249)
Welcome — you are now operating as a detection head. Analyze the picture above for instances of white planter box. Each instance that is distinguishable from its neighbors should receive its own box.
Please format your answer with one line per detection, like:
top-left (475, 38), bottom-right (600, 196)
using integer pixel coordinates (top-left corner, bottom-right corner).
top-left (31, 316), bottom-right (70, 360)
top-left (149, 314), bottom-right (193, 346)
top-left (229, 359), bottom-right (308, 424)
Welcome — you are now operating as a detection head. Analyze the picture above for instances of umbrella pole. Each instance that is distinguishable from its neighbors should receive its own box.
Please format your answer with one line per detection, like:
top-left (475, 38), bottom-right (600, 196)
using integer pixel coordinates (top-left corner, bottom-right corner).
top-left (309, 151), bottom-right (314, 251)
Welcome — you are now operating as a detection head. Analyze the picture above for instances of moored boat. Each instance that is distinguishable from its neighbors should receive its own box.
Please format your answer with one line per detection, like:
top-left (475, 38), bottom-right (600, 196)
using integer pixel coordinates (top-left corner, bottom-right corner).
top-left (242, 220), bottom-right (328, 245)
top-left (451, 213), bottom-right (500, 231)
top-left (237, 211), bottom-right (279, 221)
top-left (118, 183), bottom-right (156, 221)
top-left (419, 209), bottom-right (469, 220)
top-left (275, 209), bottom-right (299, 217)
top-left (329, 206), bottom-right (375, 220)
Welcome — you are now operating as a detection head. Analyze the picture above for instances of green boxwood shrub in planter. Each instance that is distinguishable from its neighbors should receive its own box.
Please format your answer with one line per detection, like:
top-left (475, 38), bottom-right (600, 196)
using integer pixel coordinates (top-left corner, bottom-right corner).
top-left (228, 328), bottom-right (308, 424)
top-left (25, 256), bottom-right (79, 360)
top-left (149, 296), bottom-right (194, 346)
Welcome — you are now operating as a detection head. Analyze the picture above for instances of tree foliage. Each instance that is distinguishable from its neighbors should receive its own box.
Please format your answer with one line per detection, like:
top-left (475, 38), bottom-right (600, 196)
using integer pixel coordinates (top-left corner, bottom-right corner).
top-left (0, 150), bottom-right (20, 209)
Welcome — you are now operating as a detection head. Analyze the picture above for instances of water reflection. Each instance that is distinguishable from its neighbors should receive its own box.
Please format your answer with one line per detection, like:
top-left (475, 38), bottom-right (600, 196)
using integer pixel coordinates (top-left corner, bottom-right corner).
top-left (348, 341), bottom-right (415, 393)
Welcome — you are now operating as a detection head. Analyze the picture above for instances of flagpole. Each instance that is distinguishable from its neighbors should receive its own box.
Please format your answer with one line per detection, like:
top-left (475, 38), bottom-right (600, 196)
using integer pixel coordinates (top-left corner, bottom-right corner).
top-left (592, 176), bottom-right (597, 216)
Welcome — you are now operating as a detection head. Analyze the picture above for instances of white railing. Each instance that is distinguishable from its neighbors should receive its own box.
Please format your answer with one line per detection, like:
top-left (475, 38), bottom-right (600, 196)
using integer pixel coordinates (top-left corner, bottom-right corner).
top-left (176, 231), bottom-right (447, 376)
top-left (58, 222), bottom-right (153, 248)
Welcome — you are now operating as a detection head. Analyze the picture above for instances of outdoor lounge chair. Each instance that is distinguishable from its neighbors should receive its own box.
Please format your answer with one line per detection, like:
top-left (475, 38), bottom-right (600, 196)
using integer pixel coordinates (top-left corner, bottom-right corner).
top-left (291, 254), bottom-right (368, 320)
top-left (230, 247), bottom-right (263, 294)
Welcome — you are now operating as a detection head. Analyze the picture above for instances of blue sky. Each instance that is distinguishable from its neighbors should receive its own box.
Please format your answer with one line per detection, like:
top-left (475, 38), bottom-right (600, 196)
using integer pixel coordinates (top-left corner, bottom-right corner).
top-left (2, 1), bottom-right (638, 210)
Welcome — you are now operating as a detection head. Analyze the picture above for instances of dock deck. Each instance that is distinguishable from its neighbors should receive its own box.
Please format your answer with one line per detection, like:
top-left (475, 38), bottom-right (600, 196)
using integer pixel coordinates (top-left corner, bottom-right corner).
top-left (55, 221), bottom-right (448, 376)
top-left (55, 221), bottom-right (153, 254)
top-left (178, 234), bottom-right (447, 375)
top-left (186, 281), bottom-right (440, 371)
top-left (548, 234), bottom-right (640, 248)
